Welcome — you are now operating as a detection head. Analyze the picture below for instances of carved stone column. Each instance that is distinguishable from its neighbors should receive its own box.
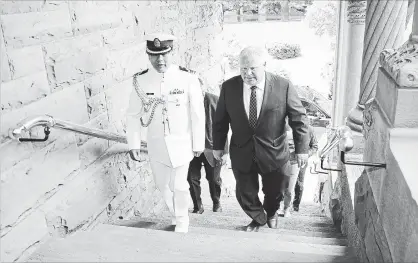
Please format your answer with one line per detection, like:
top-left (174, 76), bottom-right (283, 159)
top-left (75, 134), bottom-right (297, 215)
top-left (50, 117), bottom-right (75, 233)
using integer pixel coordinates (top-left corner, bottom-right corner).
top-left (331, 0), bottom-right (366, 126)
top-left (346, 0), bottom-right (408, 132)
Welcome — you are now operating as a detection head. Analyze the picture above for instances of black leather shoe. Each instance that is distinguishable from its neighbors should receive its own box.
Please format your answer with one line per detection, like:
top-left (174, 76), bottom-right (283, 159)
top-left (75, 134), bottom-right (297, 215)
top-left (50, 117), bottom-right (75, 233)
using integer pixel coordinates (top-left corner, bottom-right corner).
top-left (192, 206), bottom-right (204, 214)
top-left (213, 203), bottom-right (222, 212)
top-left (267, 213), bottom-right (278, 229)
top-left (293, 206), bottom-right (299, 212)
top-left (245, 220), bottom-right (262, 232)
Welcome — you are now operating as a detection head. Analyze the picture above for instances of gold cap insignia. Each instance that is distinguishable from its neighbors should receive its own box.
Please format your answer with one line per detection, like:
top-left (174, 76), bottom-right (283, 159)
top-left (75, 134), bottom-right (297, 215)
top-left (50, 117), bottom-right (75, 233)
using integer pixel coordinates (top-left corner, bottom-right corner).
top-left (154, 38), bottom-right (161, 48)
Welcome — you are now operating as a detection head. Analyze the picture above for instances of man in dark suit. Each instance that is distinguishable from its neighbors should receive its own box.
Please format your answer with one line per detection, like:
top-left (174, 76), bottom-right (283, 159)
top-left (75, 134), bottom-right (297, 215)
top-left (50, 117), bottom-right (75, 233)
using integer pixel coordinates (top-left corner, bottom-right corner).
top-left (187, 91), bottom-right (228, 214)
top-left (213, 46), bottom-right (309, 232)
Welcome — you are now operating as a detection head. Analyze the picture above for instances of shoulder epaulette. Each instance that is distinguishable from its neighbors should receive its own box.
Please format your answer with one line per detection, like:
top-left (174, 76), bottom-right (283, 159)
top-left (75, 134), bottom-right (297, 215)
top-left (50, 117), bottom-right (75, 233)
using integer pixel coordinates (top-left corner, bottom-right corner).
top-left (179, 66), bottom-right (196, 74)
top-left (133, 69), bottom-right (149, 79)
top-left (133, 69), bottom-right (148, 87)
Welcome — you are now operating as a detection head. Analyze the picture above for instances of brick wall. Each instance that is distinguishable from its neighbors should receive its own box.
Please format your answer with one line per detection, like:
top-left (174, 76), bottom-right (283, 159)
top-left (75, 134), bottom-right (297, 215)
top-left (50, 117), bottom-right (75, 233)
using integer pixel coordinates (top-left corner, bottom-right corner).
top-left (0, 1), bottom-right (225, 261)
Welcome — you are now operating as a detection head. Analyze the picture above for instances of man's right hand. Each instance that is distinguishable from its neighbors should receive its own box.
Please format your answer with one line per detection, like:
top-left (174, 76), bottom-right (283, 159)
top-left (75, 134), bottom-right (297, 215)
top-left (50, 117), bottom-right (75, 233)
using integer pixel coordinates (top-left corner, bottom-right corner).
top-left (213, 150), bottom-right (224, 161)
top-left (129, 149), bottom-right (144, 162)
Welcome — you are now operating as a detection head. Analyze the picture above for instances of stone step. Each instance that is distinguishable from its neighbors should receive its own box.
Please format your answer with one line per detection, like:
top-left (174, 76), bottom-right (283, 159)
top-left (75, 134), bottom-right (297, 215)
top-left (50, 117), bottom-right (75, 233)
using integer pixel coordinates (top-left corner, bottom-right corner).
top-left (27, 224), bottom-right (357, 262)
top-left (187, 211), bottom-right (337, 232)
top-left (208, 196), bottom-right (326, 217)
top-left (113, 216), bottom-right (343, 239)
top-left (110, 219), bottom-right (348, 246)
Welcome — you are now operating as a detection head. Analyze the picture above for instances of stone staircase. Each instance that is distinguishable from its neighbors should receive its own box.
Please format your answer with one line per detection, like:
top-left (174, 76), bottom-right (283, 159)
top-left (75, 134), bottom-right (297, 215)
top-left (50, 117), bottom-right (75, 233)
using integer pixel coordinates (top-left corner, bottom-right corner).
top-left (25, 188), bottom-right (357, 262)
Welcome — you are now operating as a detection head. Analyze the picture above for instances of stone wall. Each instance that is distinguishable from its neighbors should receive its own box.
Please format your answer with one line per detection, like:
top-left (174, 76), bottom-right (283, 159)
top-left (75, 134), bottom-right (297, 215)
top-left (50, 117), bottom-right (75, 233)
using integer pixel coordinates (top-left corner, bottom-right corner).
top-left (323, 65), bottom-right (418, 263)
top-left (0, 1), bottom-right (225, 261)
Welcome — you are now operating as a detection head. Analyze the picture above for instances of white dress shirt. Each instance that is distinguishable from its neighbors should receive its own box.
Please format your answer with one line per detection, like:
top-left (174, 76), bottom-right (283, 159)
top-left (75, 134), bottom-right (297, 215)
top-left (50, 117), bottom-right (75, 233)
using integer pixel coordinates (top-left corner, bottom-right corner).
top-left (243, 76), bottom-right (266, 119)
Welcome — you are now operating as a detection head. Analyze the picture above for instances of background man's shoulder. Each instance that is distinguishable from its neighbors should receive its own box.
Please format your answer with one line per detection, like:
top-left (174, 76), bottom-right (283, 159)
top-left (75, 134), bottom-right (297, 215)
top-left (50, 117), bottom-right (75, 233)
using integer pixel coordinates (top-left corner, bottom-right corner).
top-left (267, 71), bottom-right (291, 85)
top-left (222, 75), bottom-right (241, 89)
top-left (205, 92), bottom-right (219, 103)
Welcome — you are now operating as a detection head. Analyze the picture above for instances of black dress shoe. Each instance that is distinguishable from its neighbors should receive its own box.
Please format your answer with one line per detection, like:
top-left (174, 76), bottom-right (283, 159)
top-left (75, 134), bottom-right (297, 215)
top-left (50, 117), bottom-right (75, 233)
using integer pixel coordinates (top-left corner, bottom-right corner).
top-left (293, 206), bottom-right (299, 212)
top-left (192, 206), bottom-right (204, 214)
top-left (245, 220), bottom-right (262, 232)
top-left (213, 203), bottom-right (222, 212)
top-left (267, 213), bottom-right (278, 229)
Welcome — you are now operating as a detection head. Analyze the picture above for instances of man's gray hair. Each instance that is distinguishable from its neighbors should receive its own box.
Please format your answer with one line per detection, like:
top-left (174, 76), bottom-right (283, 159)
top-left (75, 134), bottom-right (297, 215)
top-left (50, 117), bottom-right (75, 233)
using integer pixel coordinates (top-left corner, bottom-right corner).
top-left (239, 46), bottom-right (269, 63)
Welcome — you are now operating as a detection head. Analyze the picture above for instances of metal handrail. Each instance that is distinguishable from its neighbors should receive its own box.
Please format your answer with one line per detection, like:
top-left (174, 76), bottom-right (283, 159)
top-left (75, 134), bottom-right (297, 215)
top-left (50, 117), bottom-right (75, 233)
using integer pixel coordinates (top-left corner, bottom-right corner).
top-left (319, 125), bottom-right (353, 159)
top-left (8, 115), bottom-right (147, 151)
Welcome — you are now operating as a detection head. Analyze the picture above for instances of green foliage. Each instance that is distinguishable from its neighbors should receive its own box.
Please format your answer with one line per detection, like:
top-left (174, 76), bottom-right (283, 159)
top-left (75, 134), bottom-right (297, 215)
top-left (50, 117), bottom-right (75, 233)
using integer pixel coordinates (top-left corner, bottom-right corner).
top-left (266, 43), bottom-right (301, 60)
top-left (304, 1), bottom-right (338, 37)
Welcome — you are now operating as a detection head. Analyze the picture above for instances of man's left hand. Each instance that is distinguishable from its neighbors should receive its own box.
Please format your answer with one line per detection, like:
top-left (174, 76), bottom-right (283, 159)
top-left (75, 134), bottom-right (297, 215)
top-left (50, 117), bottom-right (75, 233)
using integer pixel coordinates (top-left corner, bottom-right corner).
top-left (193, 151), bottom-right (203, 157)
top-left (296, 154), bottom-right (309, 168)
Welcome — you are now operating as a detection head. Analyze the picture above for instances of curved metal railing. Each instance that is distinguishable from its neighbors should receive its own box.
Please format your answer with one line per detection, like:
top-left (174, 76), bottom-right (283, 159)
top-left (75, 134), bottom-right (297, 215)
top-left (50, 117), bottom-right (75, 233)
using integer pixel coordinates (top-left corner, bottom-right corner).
top-left (319, 125), bottom-right (354, 159)
top-left (8, 115), bottom-right (147, 151)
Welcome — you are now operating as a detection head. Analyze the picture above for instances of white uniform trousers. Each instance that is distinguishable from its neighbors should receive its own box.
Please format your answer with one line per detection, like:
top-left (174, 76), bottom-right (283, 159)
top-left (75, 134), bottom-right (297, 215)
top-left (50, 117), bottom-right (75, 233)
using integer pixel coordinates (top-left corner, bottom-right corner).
top-left (150, 160), bottom-right (190, 226)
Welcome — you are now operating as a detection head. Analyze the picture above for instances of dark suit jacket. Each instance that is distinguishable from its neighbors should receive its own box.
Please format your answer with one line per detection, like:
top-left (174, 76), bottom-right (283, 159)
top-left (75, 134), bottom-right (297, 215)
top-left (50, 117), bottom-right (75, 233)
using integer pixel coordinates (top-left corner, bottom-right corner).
top-left (203, 92), bottom-right (228, 167)
top-left (212, 72), bottom-right (309, 174)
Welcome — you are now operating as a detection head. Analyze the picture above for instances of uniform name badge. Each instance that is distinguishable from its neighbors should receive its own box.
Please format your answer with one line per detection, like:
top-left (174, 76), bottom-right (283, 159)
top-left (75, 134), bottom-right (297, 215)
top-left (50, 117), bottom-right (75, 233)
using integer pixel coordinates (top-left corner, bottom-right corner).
top-left (168, 89), bottom-right (184, 107)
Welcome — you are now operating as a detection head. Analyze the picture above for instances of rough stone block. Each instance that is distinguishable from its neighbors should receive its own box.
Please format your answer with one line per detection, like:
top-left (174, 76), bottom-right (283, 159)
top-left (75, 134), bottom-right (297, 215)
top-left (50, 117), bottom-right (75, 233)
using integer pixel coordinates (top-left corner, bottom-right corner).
top-left (354, 171), bottom-right (392, 262)
top-left (1, 138), bottom-right (80, 228)
top-left (0, 141), bottom-right (34, 174)
top-left (105, 78), bottom-right (132, 134)
top-left (379, 150), bottom-right (418, 262)
top-left (0, 210), bottom-right (48, 263)
top-left (107, 42), bottom-right (148, 82)
top-left (42, 32), bottom-right (103, 62)
top-left (77, 137), bottom-right (109, 169)
top-left (84, 70), bottom-right (116, 99)
top-left (201, 64), bottom-right (224, 90)
top-left (0, 0), bottom-right (42, 15)
top-left (193, 26), bottom-right (216, 44)
top-left (1, 71), bottom-right (50, 112)
top-left (75, 113), bottom-right (110, 146)
top-left (404, 230), bottom-right (418, 263)
top-left (1, 9), bottom-right (72, 48)
top-left (101, 24), bottom-right (136, 49)
top-left (52, 48), bottom-right (108, 88)
top-left (0, 31), bottom-right (11, 82)
top-left (0, 0), bottom-right (67, 15)
top-left (0, 82), bottom-right (89, 144)
top-left (7, 45), bottom-right (45, 79)
top-left (69, 1), bottom-right (131, 36)
top-left (41, 147), bottom-right (131, 231)
top-left (131, 5), bottom-right (163, 36)
top-left (87, 92), bottom-right (107, 120)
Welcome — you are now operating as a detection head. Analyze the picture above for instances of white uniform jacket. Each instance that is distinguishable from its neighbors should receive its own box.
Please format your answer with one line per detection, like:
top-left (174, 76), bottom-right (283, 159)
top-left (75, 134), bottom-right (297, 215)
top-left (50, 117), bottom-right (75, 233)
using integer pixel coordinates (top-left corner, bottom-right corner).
top-left (126, 65), bottom-right (205, 168)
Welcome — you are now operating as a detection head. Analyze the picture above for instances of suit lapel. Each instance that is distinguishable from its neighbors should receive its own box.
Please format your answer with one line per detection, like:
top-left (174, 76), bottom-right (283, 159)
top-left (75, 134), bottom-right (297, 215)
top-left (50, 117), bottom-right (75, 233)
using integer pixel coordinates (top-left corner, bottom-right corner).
top-left (256, 72), bottom-right (272, 127)
top-left (236, 77), bottom-right (250, 124)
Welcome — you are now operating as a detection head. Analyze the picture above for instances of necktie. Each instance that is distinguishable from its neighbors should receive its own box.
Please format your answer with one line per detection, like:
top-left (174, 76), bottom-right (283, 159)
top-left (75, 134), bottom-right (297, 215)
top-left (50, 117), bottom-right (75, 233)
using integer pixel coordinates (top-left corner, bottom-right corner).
top-left (249, 86), bottom-right (257, 129)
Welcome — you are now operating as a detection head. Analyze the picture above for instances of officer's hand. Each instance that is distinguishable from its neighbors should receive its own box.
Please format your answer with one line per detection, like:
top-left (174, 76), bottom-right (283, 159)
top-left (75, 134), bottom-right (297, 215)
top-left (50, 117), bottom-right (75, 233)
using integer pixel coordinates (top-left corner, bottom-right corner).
top-left (129, 149), bottom-right (144, 162)
top-left (193, 151), bottom-right (203, 157)
top-left (213, 150), bottom-right (224, 161)
top-left (296, 153), bottom-right (308, 168)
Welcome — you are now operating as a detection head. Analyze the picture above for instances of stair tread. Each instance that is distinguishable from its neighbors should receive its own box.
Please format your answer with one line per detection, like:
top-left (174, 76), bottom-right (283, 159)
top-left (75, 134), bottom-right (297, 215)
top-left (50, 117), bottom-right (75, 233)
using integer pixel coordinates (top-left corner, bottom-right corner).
top-left (28, 224), bottom-right (356, 262)
top-left (110, 219), bottom-right (348, 246)
top-left (124, 214), bottom-right (343, 238)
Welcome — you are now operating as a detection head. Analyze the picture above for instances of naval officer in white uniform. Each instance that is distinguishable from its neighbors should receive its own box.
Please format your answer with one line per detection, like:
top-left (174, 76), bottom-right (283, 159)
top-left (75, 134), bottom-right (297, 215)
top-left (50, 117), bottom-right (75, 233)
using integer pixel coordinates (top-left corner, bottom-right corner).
top-left (126, 33), bottom-right (205, 233)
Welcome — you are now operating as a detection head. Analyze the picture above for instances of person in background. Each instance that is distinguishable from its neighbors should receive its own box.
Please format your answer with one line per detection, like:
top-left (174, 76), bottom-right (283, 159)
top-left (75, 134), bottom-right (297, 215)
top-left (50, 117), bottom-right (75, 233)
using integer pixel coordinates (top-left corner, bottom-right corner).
top-left (187, 86), bottom-right (228, 214)
top-left (282, 122), bottom-right (318, 217)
